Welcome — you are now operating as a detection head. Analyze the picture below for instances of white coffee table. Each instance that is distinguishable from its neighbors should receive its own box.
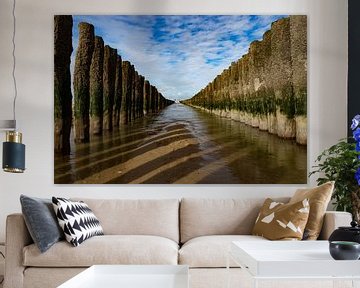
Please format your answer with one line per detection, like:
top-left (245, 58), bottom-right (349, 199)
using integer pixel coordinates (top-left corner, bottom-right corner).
top-left (58, 265), bottom-right (189, 288)
top-left (228, 241), bottom-right (360, 288)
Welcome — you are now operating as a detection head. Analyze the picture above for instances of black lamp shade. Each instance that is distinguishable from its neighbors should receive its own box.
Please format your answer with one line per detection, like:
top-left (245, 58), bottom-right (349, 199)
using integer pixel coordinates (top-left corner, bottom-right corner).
top-left (3, 141), bottom-right (25, 173)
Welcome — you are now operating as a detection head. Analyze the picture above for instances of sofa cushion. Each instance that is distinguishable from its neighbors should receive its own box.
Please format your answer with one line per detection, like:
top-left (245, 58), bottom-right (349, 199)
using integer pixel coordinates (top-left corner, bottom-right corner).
top-left (180, 198), bottom-right (289, 243)
top-left (20, 195), bottom-right (64, 253)
top-left (290, 181), bottom-right (334, 240)
top-left (24, 268), bottom-right (86, 288)
top-left (52, 197), bottom-right (104, 247)
top-left (72, 199), bottom-right (179, 243)
top-left (179, 235), bottom-right (267, 268)
top-left (252, 198), bottom-right (310, 240)
top-left (23, 235), bottom-right (178, 267)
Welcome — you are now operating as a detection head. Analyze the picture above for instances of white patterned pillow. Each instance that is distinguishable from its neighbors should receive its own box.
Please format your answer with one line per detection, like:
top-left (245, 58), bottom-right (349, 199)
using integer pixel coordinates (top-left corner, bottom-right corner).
top-left (52, 197), bottom-right (104, 246)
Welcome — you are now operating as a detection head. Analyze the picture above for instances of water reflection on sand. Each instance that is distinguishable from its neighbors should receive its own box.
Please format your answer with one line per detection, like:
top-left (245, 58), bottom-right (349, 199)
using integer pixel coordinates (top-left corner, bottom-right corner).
top-left (54, 104), bottom-right (307, 184)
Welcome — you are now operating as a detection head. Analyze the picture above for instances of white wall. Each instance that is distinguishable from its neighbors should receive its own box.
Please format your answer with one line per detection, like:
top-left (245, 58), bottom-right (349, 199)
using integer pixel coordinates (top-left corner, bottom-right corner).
top-left (0, 0), bottom-right (348, 242)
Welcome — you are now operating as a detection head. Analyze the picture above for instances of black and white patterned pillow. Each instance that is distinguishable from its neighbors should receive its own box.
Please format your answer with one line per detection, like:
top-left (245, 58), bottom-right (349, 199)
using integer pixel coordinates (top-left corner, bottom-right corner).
top-left (52, 197), bottom-right (104, 247)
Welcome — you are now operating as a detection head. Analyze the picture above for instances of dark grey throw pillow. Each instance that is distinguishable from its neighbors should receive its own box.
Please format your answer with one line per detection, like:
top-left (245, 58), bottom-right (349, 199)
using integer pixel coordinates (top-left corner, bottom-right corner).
top-left (20, 195), bottom-right (64, 253)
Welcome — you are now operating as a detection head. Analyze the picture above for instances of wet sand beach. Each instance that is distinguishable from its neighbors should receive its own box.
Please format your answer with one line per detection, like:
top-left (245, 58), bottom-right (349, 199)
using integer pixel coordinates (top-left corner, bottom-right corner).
top-left (54, 104), bottom-right (306, 184)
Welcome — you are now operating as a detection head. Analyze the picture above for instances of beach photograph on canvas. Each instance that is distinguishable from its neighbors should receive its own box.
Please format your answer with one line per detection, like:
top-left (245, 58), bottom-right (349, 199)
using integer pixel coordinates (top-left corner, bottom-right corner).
top-left (54, 15), bottom-right (307, 184)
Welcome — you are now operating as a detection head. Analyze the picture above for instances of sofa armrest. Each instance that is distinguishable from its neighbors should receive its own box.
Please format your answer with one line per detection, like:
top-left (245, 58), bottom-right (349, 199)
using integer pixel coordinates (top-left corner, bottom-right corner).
top-left (318, 211), bottom-right (352, 240)
top-left (4, 213), bottom-right (33, 288)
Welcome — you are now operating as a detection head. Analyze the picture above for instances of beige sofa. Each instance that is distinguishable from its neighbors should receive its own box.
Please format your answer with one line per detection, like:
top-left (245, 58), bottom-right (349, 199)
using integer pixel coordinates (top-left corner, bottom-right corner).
top-left (4, 198), bottom-right (352, 288)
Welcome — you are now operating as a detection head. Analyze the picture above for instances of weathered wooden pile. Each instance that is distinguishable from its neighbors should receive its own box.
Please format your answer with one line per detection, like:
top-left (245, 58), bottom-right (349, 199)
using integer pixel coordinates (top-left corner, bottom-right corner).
top-left (182, 16), bottom-right (307, 145)
top-left (54, 16), bottom-right (173, 155)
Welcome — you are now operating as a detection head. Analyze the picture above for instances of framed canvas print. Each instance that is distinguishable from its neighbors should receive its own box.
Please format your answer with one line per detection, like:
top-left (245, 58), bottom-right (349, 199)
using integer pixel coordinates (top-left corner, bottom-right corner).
top-left (54, 15), bottom-right (307, 184)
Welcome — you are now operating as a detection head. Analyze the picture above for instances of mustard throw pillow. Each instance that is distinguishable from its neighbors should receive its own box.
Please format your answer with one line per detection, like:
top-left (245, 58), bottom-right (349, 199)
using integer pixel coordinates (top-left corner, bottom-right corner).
top-left (289, 181), bottom-right (334, 240)
top-left (252, 198), bottom-right (310, 240)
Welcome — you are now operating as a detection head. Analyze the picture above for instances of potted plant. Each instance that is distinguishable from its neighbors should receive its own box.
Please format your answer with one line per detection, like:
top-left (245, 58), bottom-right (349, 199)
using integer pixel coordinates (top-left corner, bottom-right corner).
top-left (310, 115), bottom-right (360, 222)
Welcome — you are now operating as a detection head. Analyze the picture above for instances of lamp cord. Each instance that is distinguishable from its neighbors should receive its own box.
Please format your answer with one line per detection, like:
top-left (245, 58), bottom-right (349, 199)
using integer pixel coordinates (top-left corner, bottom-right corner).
top-left (11, 0), bottom-right (17, 129)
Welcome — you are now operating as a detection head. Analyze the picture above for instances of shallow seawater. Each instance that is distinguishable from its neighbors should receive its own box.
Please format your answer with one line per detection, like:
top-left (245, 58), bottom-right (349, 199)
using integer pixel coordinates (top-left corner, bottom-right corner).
top-left (54, 104), bottom-right (307, 184)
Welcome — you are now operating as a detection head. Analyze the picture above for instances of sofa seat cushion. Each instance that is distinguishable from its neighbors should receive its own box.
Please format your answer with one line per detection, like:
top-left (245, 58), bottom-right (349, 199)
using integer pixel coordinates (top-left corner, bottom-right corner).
top-left (23, 235), bottom-right (178, 267)
top-left (179, 235), bottom-right (267, 268)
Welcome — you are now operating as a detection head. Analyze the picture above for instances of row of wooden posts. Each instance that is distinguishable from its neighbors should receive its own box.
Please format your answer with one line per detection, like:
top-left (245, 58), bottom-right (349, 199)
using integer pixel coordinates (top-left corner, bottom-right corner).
top-left (54, 16), bottom-right (173, 155)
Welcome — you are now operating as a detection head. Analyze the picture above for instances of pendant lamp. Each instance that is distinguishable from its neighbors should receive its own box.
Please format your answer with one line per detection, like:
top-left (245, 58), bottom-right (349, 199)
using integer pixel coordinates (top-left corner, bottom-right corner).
top-left (1, 0), bottom-right (26, 173)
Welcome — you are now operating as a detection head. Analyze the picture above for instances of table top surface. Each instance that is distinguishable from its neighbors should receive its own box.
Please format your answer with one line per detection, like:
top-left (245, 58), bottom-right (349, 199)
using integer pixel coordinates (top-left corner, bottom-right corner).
top-left (58, 265), bottom-right (189, 288)
top-left (230, 240), bottom-right (360, 278)
top-left (232, 240), bottom-right (334, 261)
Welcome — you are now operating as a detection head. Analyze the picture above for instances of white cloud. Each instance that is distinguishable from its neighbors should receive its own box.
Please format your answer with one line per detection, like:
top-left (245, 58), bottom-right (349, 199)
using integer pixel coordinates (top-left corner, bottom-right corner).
top-left (70, 15), bottom-right (285, 101)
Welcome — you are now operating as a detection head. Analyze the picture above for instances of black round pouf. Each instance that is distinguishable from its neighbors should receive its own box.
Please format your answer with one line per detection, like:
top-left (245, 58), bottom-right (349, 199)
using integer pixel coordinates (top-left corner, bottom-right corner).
top-left (329, 241), bottom-right (360, 260)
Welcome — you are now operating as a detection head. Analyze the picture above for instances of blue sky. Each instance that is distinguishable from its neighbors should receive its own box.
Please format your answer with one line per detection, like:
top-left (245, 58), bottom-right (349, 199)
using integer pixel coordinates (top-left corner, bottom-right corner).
top-left (71, 15), bottom-right (285, 101)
